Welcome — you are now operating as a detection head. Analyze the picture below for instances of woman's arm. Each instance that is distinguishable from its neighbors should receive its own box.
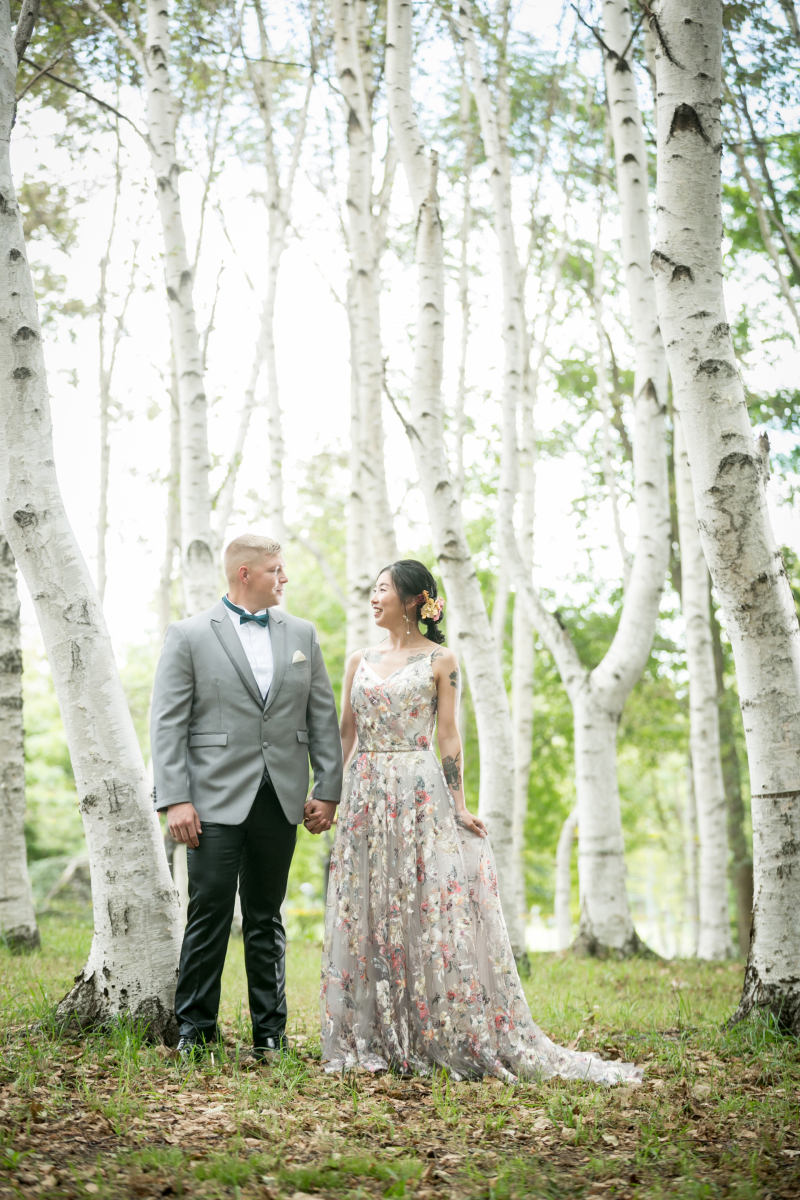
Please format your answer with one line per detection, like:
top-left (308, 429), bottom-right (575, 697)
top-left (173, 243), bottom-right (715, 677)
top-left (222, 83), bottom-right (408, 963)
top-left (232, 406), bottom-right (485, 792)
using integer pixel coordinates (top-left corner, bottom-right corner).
top-left (339, 649), bottom-right (363, 771)
top-left (434, 649), bottom-right (486, 838)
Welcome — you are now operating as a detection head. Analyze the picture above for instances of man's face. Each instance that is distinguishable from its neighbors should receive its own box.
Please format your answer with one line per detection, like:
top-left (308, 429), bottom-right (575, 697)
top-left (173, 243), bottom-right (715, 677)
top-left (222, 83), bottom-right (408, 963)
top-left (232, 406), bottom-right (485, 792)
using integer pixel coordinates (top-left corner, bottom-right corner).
top-left (240, 554), bottom-right (288, 610)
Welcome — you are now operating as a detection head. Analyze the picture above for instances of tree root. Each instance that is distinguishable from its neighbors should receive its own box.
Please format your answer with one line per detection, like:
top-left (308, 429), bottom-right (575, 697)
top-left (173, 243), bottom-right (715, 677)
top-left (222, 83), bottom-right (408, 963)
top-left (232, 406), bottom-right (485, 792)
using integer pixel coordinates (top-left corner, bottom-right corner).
top-left (55, 970), bottom-right (179, 1046)
top-left (726, 959), bottom-right (800, 1037)
top-left (2, 925), bottom-right (41, 953)
top-left (570, 926), bottom-right (661, 961)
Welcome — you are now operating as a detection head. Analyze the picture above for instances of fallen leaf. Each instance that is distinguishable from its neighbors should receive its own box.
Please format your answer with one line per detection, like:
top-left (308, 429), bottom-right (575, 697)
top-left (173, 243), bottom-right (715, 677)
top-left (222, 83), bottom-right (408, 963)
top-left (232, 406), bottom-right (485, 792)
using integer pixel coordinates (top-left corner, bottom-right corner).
top-left (560, 1126), bottom-right (578, 1141)
top-left (601, 1134), bottom-right (619, 1147)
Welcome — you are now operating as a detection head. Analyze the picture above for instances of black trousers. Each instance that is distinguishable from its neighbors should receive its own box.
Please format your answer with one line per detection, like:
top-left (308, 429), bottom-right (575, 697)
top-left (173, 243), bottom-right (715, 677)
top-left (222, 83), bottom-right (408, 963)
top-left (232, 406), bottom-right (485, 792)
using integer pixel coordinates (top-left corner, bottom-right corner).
top-left (174, 776), bottom-right (297, 1048)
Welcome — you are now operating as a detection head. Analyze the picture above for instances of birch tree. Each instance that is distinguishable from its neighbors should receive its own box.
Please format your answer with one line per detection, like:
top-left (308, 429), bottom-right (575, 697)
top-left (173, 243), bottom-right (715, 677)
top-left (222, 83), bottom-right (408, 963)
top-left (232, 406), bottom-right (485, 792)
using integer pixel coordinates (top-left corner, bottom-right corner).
top-left (458, 0), bottom-right (669, 955)
top-left (674, 415), bottom-right (733, 959)
top-left (651, 0), bottom-right (800, 1030)
top-left (385, 0), bottom-right (526, 963)
top-left (332, 0), bottom-right (399, 591)
top-left (0, 532), bottom-right (38, 950)
top-left (84, 0), bottom-right (217, 617)
top-left (0, 0), bottom-right (182, 1034)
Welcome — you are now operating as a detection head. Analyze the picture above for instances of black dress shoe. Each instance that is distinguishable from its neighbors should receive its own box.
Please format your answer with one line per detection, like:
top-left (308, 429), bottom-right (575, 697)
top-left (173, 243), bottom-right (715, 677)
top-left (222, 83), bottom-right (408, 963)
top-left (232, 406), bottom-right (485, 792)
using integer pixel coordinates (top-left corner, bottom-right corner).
top-left (252, 1034), bottom-right (290, 1060)
top-left (177, 1035), bottom-right (212, 1061)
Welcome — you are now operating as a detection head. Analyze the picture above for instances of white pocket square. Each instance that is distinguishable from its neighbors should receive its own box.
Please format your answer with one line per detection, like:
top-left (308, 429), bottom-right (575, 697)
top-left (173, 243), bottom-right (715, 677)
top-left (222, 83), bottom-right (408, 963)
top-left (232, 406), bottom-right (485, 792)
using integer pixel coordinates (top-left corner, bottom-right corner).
top-left (292, 650), bottom-right (307, 663)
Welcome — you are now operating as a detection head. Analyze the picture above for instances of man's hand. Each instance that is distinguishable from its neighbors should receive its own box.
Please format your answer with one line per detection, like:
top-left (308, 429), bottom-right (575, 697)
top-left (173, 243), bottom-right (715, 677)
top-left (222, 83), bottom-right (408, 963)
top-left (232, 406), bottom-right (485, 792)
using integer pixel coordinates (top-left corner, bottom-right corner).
top-left (303, 798), bottom-right (336, 835)
top-left (168, 802), bottom-right (203, 848)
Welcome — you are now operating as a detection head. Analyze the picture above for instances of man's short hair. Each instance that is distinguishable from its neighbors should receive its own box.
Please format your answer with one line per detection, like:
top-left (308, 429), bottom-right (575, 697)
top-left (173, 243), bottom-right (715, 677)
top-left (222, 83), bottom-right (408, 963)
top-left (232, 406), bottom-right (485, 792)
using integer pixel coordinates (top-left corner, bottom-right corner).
top-left (223, 534), bottom-right (282, 584)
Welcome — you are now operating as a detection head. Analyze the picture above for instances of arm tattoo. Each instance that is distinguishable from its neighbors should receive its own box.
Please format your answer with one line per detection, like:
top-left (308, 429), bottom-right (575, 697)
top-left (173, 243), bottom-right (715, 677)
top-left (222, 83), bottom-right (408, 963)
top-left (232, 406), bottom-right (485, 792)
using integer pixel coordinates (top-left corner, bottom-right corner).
top-left (442, 752), bottom-right (462, 792)
top-left (364, 649), bottom-right (385, 664)
top-left (449, 669), bottom-right (458, 688)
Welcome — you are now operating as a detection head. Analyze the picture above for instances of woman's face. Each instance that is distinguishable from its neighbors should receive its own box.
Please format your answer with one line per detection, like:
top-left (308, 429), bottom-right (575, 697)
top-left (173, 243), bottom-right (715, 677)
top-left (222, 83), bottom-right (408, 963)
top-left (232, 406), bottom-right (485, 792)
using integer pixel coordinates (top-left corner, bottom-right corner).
top-left (371, 570), bottom-right (409, 629)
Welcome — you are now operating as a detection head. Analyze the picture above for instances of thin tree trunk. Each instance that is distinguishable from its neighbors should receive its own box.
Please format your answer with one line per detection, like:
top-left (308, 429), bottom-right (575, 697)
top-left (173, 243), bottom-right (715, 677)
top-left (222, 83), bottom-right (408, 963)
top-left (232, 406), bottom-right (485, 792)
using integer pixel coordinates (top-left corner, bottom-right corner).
top-left (555, 807), bottom-right (578, 951)
top-left (214, 1), bottom-right (318, 548)
top-left (674, 414), bottom-right (733, 959)
top-left (728, 118), bottom-right (800, 338)
top-left (86, 0), bottom-right (217, 616)
top-left (345, 282), bottom-right (372, 654)
top-left (684, 759), bottom-right (700, 956)
top-left (710, 602), bottom-right (753, 954)
top-left (386, 0), bottom-right (526, 962)
top-left (454, 57), bottom-right (473, 502)
top-left (332, 0), bottom-right (398, 572)
top-left (0, 4), bottom-right (181, 1033)
top-left (652, 0), bottom-right (800, 1032)
top-left (158, 358), bottom-right (181, 644)
top-left (0, 533), bottom-right (38, 950)
top-left (593, 127), bottom-right (631, 585)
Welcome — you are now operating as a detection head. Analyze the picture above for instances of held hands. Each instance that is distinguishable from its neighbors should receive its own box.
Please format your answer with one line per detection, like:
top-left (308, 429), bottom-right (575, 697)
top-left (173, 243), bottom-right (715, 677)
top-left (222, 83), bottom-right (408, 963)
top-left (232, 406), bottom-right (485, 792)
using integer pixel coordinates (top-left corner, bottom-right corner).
top-left (168, 802), bottom-right (202, 848)
top-left (457, 807), bottom-right (487, 838)
top-left (303, 797), bottom-right (336, 835)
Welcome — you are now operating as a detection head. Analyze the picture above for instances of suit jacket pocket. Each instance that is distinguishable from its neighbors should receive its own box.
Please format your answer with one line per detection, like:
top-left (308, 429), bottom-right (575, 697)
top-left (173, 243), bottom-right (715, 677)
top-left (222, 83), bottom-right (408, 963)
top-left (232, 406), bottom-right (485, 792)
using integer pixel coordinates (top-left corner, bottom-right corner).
top-left (189, 733), bottom-right (229, 747)
top-left (296, 730), bottom-right (309, 744)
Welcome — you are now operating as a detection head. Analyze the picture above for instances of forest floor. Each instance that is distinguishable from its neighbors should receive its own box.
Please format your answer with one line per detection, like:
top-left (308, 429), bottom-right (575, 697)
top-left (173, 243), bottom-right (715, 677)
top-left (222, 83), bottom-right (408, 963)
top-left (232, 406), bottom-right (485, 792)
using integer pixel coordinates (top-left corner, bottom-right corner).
top-left (1, 914), bottom-right (798, 1200)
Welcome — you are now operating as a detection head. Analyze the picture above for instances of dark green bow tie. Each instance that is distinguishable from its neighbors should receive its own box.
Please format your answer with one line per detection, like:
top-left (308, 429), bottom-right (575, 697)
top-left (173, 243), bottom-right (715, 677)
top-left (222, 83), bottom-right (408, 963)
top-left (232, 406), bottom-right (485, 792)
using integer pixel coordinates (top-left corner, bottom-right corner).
top-left (223, 596), bottom-right (269, 628)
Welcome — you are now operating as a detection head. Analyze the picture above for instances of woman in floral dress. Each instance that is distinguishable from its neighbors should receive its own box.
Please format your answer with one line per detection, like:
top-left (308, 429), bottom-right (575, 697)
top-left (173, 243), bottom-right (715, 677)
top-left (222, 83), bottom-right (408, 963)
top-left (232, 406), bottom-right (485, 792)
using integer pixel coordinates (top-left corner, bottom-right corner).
top-left (320, 560), bottom-right (641, 1085)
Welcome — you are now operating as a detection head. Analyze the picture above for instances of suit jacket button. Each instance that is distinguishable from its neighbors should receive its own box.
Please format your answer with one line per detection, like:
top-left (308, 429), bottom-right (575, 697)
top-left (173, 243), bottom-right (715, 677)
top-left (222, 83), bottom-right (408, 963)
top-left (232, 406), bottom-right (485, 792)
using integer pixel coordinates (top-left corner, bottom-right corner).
top-left (262, 741), bottom-right (268, 748)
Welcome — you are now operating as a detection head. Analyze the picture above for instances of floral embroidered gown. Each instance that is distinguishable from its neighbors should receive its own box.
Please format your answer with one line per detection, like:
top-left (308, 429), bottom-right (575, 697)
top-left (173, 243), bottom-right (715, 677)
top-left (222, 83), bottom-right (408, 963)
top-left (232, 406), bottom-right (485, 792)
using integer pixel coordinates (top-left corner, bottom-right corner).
top-left (320, 653), bottom-right (642, 1085)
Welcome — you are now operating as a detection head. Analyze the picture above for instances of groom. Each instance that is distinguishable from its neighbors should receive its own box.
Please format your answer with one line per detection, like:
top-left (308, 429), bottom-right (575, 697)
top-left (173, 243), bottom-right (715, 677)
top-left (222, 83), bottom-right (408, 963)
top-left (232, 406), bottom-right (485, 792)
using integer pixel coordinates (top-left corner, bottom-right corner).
top-left (151, 533), bottom-right (343, 1059)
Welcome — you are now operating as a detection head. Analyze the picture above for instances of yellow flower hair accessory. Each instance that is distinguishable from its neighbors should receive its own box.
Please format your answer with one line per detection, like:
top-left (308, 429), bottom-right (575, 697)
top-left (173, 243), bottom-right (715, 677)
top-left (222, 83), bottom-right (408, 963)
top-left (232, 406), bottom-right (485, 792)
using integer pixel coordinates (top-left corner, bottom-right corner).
top-left (420, 590), bottom-right (445, 622)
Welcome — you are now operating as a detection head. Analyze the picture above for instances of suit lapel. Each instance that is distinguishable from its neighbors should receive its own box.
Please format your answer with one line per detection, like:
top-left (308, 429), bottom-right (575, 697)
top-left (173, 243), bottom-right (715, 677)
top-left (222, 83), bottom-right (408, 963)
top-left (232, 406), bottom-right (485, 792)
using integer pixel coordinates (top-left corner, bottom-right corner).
top-left (211, 603), bottom-right (263, 709)
top-left (263, 609), bottom-right (286, 713)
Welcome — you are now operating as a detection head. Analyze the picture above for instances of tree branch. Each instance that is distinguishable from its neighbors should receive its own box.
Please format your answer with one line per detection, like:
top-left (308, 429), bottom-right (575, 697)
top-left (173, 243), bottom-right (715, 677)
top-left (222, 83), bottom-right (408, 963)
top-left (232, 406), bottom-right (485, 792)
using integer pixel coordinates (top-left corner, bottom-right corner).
top-left (21, 58), bottom-right (146, 138)
top-left (14, 0), bottom-right (40, 64)
top-left (82, 0), bottom-right (145, 68)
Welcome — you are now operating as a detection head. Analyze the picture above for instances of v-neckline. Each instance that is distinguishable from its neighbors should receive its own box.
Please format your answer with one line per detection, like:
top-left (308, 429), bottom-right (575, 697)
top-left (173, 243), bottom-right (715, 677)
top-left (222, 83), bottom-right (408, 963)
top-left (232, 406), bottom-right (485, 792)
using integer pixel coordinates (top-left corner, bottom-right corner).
top-left (361, 650), bottom-right (435, 685)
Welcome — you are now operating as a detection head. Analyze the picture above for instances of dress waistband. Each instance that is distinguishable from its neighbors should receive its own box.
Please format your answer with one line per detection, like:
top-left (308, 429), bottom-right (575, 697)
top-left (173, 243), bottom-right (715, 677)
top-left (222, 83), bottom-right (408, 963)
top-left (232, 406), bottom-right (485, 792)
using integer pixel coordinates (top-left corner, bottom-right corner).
top-left (356, 746), bottom-right (430, 754)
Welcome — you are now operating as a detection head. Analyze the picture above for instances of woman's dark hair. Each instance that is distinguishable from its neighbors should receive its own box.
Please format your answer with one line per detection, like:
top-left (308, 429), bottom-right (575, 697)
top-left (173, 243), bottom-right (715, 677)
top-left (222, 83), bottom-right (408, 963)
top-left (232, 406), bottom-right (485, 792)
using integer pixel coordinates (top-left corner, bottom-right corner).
top-left (380, 559), bottom-right (445, 645)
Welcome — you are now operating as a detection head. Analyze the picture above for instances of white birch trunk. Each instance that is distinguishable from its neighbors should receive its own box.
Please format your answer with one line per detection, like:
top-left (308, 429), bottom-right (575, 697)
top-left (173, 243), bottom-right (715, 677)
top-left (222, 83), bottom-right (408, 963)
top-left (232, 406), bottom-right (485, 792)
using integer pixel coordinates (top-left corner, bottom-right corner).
top-left (674, 414), bottom-right (733, 959)
top-left (555, 807), bottom-right (578, 951)
top-left (0, 532), bottom-right (37, 949)
top-left (332, 0), bottom-right (398, 571)
top-left (652, 0), bottom-right (800, 1029)
top-left (0, 5), bottom-right (182, 1032)
top-left (684, 759), bottom-right (700, 956)
top-left (85, 0), bottom-right (217, 616)
top-left (158, 360), bottom-right (181, 644)
top-left (345, 284), bottom-right (373, 653)
top-left (386, 0), bottom-right (525, 960)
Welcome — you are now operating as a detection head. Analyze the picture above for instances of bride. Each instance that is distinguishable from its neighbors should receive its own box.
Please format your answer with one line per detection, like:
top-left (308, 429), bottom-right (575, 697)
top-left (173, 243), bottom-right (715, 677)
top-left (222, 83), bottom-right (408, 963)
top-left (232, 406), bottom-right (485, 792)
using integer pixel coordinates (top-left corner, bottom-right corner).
top-left (320, 559), bottom-right (641, 1085)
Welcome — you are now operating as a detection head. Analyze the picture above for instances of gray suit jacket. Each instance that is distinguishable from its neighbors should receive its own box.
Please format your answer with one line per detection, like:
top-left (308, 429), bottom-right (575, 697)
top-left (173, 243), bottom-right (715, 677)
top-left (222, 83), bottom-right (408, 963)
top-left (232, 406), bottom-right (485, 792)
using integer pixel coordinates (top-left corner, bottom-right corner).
top-left (150, 600), bottom-right (343, 826)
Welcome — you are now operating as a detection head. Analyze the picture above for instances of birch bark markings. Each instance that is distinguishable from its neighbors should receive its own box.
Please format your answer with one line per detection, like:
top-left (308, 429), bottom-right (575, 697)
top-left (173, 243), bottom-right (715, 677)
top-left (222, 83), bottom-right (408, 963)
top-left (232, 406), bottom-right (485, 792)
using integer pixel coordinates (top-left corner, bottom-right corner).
top-left (652, 0), bottom-right (800, 1029)
top-left (674, 415), bottom-right (733, 959)
top-left (0, 534), bottom-right (38, 950)
top-left (0, 0), bottom-right (182, 1031)
top-left (385, 0), bottom-right (526, 961)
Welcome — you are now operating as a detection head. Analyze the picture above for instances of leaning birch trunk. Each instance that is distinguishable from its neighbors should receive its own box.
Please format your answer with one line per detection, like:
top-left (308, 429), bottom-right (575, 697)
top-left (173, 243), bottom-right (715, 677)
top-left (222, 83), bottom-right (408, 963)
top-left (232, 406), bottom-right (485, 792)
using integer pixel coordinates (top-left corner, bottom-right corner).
top-left (0, 4), bottom-right (182, 1033)
top-left (85, 0), bottom-right (216, 616)
top-left (555, 807), bottom-right (578, 951)
top-left (652, 0), bottom-right (800, 1031)
top-left (674, 414), bottom-right (733, 959)
top-left (0, 532), bottom-right (38, 949)
top-left (332, 0), bottom-right (398, 570)
top-left (386, 0), bottom-right (526, 961)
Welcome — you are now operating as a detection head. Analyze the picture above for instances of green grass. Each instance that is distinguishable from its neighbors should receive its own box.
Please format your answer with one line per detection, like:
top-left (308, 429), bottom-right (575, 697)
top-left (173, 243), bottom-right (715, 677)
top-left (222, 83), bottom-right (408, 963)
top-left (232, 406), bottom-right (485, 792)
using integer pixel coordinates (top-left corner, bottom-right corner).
top-left (0, 915), bottom-right (798, 1200)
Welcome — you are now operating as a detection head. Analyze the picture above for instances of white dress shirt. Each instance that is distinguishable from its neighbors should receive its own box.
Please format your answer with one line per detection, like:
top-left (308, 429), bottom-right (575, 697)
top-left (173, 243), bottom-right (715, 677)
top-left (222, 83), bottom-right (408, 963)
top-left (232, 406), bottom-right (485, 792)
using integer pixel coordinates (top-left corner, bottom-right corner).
top-left (226, 600), bottom-right (273, 700)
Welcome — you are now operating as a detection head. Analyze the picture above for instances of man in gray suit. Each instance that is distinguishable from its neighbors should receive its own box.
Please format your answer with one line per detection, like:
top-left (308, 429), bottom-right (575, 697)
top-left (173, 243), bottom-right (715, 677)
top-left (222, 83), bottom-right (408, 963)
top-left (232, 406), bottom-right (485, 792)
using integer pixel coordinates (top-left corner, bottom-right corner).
top-left (151, 533), bottom-right (343, 1059)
